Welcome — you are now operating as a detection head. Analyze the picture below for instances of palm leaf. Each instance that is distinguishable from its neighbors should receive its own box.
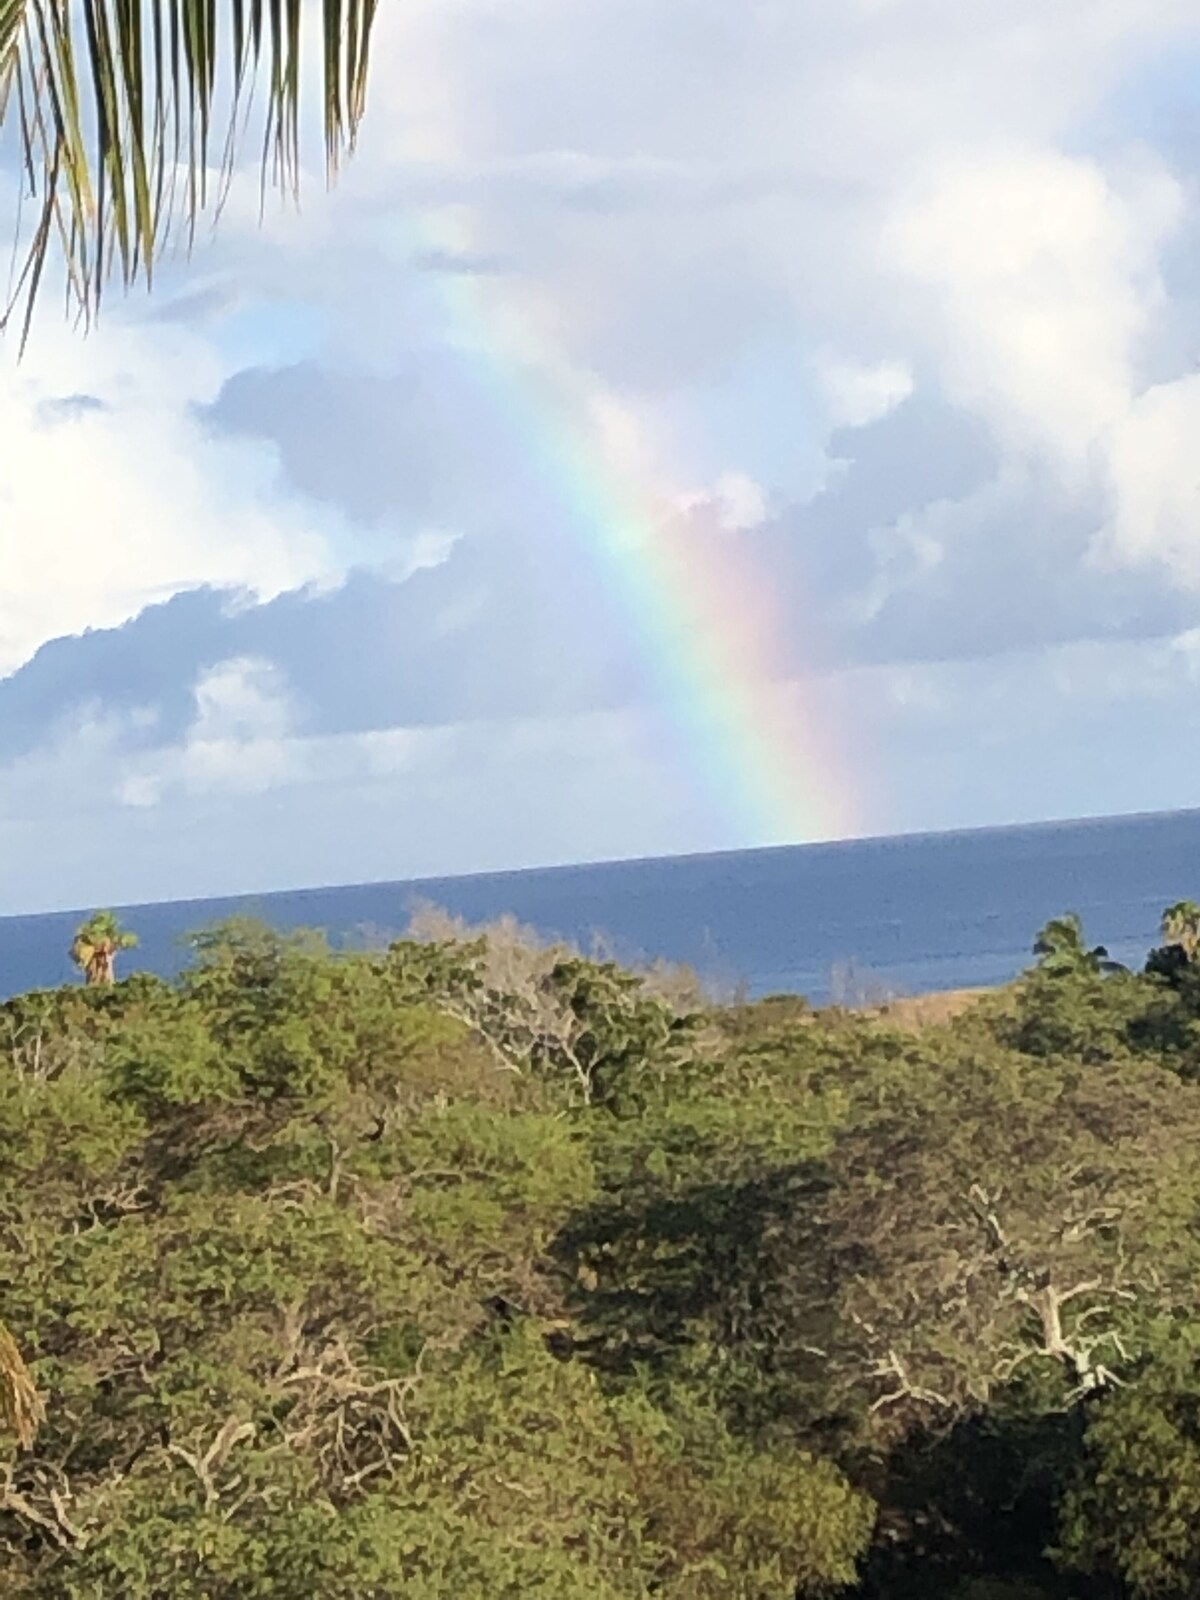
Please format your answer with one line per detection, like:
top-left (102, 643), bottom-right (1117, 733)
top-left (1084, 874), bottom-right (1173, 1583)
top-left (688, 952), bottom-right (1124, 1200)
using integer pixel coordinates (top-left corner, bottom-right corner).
top-left (0, 0), bottom-right (379, 347)
top-left (0, 1321), bottom-right (44, 1450)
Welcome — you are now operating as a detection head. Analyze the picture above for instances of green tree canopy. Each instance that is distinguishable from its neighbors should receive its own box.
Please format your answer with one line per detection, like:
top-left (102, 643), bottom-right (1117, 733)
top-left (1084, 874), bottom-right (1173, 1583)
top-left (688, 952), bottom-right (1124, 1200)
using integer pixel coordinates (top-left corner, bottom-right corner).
top-left (10, 903), bottom-right (1200, 1595)
top-left (0, 915), bottom-right (875, 1596)
top-left (1031, 913), bottom-right (1117, 978)
top-left (1161, 900), bottom-right (1200, 956)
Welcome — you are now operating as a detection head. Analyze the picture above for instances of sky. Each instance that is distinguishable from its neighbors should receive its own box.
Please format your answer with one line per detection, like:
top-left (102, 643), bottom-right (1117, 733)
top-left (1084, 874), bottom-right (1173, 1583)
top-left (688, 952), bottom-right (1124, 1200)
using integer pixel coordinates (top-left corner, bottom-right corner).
top-left (5, 0), bottom-right (1200, 912)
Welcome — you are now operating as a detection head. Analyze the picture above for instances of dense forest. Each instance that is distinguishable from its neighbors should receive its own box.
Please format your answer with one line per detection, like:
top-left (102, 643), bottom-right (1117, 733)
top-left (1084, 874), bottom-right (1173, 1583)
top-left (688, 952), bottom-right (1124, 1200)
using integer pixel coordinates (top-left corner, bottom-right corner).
top-left (3, 900), bottom-right (1200, 1596)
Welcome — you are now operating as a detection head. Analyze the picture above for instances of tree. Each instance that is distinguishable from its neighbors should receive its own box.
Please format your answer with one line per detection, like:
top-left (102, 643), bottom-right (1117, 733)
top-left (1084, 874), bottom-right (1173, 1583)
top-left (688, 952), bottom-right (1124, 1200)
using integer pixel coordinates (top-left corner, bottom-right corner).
top-left (820, 1036), bottom-right (1200, 1432)
top-left (1161, 900), bottom-right (1200, 962)
top-left (1031, 913), bottom-right (1119, 978)
top-left (396, 908), bottom-right (700, 1110)
top-left (1056, 1331), bottom-right (1200, 1597)
top-left (0, 918), bottom-right (876, 1597)
top-left (70, 910), bottom-right (138, 987)
top-left (0, 2), bottom-right (379, 343)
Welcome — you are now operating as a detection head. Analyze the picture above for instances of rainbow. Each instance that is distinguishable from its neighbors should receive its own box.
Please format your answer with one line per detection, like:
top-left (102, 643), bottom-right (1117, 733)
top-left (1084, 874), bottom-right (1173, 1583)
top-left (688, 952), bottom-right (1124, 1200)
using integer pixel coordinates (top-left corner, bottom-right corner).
top-left (383, 202), bottom-right (859, 847)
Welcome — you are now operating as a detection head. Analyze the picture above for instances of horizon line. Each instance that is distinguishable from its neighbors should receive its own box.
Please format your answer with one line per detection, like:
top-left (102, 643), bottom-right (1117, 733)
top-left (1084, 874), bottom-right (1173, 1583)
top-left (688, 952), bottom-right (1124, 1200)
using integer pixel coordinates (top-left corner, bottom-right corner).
top-left (4, 800), bottom-right (1199, 926)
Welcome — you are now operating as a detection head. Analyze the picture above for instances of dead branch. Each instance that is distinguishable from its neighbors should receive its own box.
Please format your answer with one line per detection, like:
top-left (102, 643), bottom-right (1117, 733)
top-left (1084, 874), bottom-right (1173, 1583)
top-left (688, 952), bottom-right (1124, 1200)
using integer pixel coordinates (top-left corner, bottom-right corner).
top-left (868, 1349), bottom-right (951, 1415)
top-left (168, 1416), bottom-right (256, 1508)
top-left (0, 1463), bottom-right (87, 1548)
top-left (270, 1332), bottom-right (419, 1488)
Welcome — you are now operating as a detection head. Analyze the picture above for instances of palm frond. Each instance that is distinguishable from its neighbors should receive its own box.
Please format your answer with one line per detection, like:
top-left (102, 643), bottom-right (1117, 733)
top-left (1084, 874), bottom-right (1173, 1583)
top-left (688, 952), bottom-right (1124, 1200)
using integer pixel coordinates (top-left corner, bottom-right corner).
top-left (0, 0), bottom-right (379, 347)
top-left (0, 1321), bottom-right (44, 1450)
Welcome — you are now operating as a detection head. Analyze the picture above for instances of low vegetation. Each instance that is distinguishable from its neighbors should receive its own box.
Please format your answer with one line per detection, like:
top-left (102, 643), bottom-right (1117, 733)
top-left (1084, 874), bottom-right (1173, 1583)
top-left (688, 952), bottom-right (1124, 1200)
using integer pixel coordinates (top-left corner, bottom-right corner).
top-left (2, 901), bottom-right (1200, 1595)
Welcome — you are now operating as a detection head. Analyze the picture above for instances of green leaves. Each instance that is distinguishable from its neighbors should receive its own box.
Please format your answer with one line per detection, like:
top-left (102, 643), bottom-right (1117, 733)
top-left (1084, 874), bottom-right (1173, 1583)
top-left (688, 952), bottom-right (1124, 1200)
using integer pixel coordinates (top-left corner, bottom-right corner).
top-left (69, 910), bottom-right (139, 986)
top-left (1030, 912), bottom-right (1120, 978)
top-left (0, 914), bottom-right (885, 1597)
top-left (0, 0), bottom-right (379, 345)
top-left (1161, 900), bottom-right (1200, 961)
top-left (1056, 1327), bottom-right (1200, 1597)
top-left (25, 903), bottom-right (1200, 1594)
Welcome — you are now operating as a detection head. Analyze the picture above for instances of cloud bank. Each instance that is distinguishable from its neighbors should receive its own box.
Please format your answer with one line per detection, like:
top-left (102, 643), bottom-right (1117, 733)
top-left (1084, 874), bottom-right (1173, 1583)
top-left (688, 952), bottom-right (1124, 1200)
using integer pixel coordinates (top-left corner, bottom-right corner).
top-left (4, 0), bottom-right (1200, 908)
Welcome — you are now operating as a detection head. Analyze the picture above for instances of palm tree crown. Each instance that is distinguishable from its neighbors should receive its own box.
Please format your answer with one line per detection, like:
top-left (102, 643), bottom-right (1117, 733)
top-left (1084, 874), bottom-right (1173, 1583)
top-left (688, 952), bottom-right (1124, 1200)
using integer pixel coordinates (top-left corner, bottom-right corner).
top-left (0, 1), bottom-right (379, 343)
top-left (69, 910), bottom-right (139, 986)
top-left (1032, 913), bottom-right (1120, 978)
top-left (1161, 900), bottom-right (1200, 963)
top-left (0, 1319), bottom-right (44, 1449)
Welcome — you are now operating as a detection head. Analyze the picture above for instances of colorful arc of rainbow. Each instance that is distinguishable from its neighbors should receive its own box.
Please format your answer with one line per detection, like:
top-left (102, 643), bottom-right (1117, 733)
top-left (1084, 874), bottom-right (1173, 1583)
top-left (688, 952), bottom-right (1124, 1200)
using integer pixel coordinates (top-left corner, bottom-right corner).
top-left (396, 217), bottom-right (858, 847)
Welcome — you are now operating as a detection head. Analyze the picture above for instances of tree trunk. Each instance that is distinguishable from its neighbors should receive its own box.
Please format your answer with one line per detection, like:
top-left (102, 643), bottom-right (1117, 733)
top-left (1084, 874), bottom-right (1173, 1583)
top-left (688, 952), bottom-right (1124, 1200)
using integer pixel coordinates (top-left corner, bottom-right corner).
top-left (86, 945), bottom-right (117, 986)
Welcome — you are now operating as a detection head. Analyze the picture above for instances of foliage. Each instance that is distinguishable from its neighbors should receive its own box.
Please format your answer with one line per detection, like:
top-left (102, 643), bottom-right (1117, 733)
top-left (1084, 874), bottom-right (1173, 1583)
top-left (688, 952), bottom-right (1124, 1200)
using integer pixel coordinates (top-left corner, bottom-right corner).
top-left (1160, 900), bottom-right (1200, 962)
top-left (1031, 914), bottom-right (1119, 979)
top-left (0, 915), bottom-right (869, 1596)
top-left (6, 899), bottom-right (1200, 1594)
top-left (1055, 1328), bottom-right (1200, 1597)
top-left (0, 2), bottom-right (379, 345)
top-left (69, 912), bottom-right (139, 989)
top-left (388, 909), bottom-right (703, 1111)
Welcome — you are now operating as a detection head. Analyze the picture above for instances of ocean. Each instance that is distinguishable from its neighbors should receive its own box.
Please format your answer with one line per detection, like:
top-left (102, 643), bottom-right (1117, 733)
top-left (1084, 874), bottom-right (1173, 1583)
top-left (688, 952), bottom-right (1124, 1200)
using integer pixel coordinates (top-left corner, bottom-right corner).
top-left (3, 807), bottom-right (1199, 1005)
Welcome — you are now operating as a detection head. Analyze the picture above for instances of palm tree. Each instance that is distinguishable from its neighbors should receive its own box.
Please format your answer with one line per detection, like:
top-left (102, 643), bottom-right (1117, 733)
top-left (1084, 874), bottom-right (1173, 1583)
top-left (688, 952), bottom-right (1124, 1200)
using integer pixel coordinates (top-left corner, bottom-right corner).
top-left (1161, 900), bottom-right (1200, 963)
top-left (1032, 913), bottom-right (1121, 978)
top-left (0, 2), bottom-right (379, 343)
top-left (0, 1320), bottom-right (43, 1449)
top-left (70, 909), bottom-right (138, 986)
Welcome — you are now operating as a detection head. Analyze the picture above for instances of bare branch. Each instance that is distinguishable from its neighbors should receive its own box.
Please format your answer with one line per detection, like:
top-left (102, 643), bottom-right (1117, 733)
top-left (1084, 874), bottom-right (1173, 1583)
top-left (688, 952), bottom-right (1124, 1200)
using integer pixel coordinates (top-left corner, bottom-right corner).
top-left (168, 1416), bottom-right (255, 1508)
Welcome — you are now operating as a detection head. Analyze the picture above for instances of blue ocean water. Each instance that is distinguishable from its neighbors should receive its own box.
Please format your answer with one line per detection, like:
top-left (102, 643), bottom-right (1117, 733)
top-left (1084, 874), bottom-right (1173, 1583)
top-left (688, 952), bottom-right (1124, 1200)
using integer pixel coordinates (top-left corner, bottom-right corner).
top-left (3, 808), bottom-right (1199, 1005)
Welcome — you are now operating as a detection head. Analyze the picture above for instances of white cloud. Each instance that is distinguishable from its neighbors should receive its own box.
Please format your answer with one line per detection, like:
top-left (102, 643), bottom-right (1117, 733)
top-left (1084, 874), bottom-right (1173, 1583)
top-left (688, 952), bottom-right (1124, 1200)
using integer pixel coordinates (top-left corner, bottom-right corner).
top-left (879, 145), bottom-right (1183, 474)
top-left (713, 471), bottom-right (769, 531)
top-left (116, 658), bottom-right (303, 806)
top-left (872, 139), bottom-right (1200, 590)
top-left (107, 657), bottom-right (526, 817)
top-left (816, 353), bottom-right (914, 429)
top-left (0, 319), bottom-right (351, 675)
top-left (883, 665), bottom-right (950, 713)
top-left (332, 0), bottom-right (1200, 598)
top-left (193, 658), bottom-right (292, 740)
top-left (0, 690), bottom-right (726, 910)
top-left (673, 471), bottom-right (769, 532)
top-left (1096, 371), bottom-right (1200, 581)
top-left (1172, 627), bottom-right (1200, 680)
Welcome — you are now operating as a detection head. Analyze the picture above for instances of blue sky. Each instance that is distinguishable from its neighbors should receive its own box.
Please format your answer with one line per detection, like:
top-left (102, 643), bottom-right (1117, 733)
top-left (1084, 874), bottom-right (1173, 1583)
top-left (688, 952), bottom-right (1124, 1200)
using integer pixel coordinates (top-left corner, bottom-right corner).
top-left (4, 0), bottom-right (1200, 912)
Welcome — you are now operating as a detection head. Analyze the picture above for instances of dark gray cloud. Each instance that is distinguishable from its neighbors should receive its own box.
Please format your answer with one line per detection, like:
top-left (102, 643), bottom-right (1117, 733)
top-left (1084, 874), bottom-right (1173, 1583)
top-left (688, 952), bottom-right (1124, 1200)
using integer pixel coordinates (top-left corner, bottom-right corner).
top-left (7, 365), bottom-right (1200, 779)
top-left (202, 355), bottom-right (557, 532)
top-left (36, 394), bottom-right (108, 424)
top-left (767, 409), bottom-right (1200, 669)
top-left (679, 393), bottom-right (1200, 672)
top-left (0, 544), bottom-right (652, 767)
